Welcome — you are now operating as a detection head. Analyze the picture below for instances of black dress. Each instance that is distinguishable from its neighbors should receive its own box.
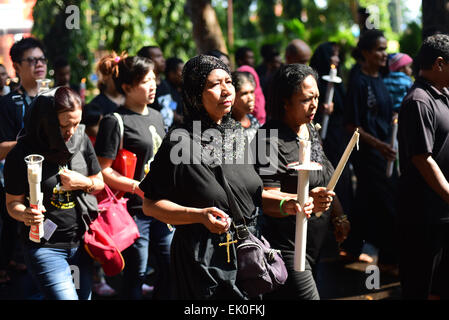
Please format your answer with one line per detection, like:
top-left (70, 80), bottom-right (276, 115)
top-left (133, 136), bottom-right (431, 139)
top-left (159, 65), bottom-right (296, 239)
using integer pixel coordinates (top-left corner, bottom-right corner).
top-left (344, 70), bottom-right (398, 262)
top-left (254, 120), bottom-right (334, 299)
top-left (139, 126), bottom-right (264, 299)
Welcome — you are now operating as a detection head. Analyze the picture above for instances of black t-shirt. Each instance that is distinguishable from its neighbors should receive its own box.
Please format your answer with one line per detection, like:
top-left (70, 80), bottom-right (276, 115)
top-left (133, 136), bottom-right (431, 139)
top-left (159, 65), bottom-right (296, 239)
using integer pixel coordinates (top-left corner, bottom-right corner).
top-left (138, 127), bottom-right (263, 299)
top-left (0, 88), bottom-right (33, 143)
top-left (398, 77), bottom-right (449, 224)
top-left (94, 106), bottom-right (165, 212)
top-left (4, 133), bottom-right (101, 248)
top-left (253, 120), bottom-right (334, 255)
top-left (87, 93), bottom-right (119, 116)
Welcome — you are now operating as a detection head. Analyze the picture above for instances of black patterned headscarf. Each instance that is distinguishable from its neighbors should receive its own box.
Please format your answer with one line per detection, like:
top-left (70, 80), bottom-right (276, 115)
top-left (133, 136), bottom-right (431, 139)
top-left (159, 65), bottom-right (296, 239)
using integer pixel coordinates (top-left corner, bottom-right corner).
top-left (182, 54), bottom-right (240, 132)
top-left (181, 54), bottom-right (245, 163)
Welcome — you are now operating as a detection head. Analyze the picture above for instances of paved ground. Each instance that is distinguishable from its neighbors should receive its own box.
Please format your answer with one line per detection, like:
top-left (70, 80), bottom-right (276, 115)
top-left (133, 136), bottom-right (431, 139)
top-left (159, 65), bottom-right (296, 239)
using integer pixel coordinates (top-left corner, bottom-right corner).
top-left (0, 229), bottom-right (401, 300)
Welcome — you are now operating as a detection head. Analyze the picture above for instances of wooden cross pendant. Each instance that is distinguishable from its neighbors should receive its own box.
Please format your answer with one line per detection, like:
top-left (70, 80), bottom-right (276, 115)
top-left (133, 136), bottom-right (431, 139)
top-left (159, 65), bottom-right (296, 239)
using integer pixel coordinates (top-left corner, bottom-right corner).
top-left (219, 232), bottom-right (237, 263)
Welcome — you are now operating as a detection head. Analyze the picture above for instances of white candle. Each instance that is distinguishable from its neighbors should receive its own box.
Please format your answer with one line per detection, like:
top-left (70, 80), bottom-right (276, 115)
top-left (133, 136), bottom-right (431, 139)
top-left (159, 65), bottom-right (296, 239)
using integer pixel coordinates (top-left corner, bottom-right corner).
top-left (25, 155), bottom-right (45, 243)
top-left (294, 138), bottom-right (311, 272)
top-left (386, 115), bottom-right (399, 178)
top-left (320, 65), bottom-right (338, 140)
top-left (316, 129), bottom-right (360, 217)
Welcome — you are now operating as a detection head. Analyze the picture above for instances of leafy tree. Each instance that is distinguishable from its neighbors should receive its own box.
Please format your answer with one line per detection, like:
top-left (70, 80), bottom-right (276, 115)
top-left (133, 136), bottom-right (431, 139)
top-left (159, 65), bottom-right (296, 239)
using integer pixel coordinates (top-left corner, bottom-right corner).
top-left (399, 21), bottom-right (422, 58)
top-left (144, 1), bottom-right (196, 61)
top-left (185, 0), bottom-right (227, 54)
top-left (32, 0), bottom-right (94, 85)
top-left (91, 0), bottom-right (151, 54)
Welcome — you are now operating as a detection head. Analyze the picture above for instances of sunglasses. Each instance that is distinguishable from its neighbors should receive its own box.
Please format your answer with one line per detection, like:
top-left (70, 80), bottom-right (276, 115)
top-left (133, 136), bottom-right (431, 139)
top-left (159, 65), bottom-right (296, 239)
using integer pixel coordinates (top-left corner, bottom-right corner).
top-left (20, 56), bottom-right (48, 66)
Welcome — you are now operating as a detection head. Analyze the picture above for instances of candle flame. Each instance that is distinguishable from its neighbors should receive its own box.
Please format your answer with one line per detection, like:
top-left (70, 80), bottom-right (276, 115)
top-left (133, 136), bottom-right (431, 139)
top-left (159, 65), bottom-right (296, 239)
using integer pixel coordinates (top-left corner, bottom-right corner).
top-left (330, 64), bottom-right (336, 69)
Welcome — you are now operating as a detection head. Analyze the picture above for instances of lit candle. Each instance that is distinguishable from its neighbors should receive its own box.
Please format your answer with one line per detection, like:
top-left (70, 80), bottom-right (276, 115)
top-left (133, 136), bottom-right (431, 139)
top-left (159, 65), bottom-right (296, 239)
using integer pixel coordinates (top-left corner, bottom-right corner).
top-left (316, 129), bottom-right (360, 217)
top-left (294, 138), bottom-right (311, 272)
top-left (386, 114), bottom-right (399, 178)
top-left (320, 65), bottom-right (342, 140)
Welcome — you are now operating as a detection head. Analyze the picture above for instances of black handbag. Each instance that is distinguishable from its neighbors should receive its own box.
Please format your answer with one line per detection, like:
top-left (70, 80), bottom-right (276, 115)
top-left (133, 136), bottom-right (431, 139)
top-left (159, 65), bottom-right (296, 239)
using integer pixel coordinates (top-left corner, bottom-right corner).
top-left (216, 166), bottom-right (288, 298)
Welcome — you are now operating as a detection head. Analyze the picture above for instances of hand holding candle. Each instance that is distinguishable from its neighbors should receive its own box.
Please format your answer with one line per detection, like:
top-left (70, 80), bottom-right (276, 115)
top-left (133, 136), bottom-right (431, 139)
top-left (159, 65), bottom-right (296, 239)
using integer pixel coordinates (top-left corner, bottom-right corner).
top-left (291, 135), bottom-right (322, 272)
top-left (25, 154), bottom-right (45, 243)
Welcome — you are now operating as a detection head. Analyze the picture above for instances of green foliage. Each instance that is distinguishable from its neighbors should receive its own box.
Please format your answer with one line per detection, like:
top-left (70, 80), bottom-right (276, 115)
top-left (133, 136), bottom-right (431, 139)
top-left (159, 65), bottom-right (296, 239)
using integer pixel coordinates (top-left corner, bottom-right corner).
top-left (144, 0), bottom-right (196, 61)
top-left (399, 21), bottom-right (422, 58)
top-left (32, 0), bottom-right (94, 86)
top-left (92, 0), bottom-right (151, 54)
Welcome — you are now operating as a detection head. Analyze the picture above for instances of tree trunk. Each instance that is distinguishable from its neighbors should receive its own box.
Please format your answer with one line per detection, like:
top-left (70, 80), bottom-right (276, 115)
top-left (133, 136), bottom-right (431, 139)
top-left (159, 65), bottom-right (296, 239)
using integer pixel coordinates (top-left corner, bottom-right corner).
top-left (186, 0), bottom-right (228, 54)
top-left (422, 0), bottom-right (449, 38)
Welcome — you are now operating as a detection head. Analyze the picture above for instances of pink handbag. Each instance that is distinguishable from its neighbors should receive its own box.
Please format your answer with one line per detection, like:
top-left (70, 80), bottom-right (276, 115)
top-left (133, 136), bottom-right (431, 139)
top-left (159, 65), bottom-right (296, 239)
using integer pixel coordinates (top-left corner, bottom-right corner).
top-left (83, 184), bottom-right (140, 276)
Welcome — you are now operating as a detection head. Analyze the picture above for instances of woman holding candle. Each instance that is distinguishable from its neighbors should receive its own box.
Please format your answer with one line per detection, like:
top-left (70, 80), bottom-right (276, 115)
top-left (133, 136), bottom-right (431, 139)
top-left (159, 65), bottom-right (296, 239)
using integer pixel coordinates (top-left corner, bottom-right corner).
top-left (3, 87), bottom-right (104, 300)
top-left (344, 29), bottom-right (398, 267)
top-left (253, 63), bottom-right (350, 300)
top-left (139, 55), bottom-right (313, 299)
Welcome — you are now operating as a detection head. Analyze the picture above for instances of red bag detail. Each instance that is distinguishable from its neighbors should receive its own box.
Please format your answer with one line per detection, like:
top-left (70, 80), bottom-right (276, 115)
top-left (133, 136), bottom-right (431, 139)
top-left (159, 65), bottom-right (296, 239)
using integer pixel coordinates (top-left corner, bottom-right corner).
top-left (84, 184), bottom-right (140, 276)
top-left (95, 148), bottom-right (137, 203)
top-left (84, 224), bottom-right (125, 277)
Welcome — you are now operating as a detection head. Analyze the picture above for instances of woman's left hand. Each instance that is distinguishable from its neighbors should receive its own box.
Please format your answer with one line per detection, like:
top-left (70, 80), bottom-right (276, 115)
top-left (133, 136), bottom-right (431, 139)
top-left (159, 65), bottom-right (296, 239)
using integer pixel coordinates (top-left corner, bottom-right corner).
top-left (59, 168), bottom-right (91, 191)
top-left (310, 187), bottom-right (335, 213)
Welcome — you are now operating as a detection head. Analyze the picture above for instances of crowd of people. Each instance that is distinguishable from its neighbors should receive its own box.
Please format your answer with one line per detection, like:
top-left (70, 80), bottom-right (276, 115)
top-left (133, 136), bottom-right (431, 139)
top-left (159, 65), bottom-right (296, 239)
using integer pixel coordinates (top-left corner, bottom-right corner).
top-left (0, 19), bottom-right (448, 301)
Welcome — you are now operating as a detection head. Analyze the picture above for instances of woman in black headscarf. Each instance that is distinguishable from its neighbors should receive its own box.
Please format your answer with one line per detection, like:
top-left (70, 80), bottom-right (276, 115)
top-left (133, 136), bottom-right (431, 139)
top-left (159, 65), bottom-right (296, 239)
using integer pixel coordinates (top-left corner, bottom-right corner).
top-left (140, 55), bottom-right (313, 299)
top-left (3, 87), bottom-right (104, 300)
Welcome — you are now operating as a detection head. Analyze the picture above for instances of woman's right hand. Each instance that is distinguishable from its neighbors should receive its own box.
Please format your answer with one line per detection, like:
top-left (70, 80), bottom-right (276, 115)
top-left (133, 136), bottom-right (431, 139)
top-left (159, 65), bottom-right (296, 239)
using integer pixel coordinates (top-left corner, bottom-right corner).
top-left (281, 197), bottom-right (314, 218)
top-left (201, 207), bottom-right (231, 234)
top-left (22, 206), bottom-right (45, 227)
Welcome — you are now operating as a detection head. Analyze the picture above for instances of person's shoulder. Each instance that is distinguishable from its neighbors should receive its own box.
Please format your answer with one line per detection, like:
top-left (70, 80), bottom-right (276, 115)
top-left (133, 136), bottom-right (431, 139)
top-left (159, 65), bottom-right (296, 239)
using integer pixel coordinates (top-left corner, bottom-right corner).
top-left (88, 93), bottom-right (104, 104)
top-left (404, 83), bottom-right (431, 103)
top-left (5, 140), bottom-right (26, 164)
top-left (0, 89), bottom-right (20, 108)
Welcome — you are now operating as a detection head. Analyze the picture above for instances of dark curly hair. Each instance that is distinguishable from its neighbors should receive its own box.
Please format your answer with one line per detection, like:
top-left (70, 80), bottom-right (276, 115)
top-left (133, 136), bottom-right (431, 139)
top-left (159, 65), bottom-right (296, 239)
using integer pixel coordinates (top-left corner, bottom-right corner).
top-left (266, 63), bottom-right (318, 121)
top-left (10, 37), bottom-right (46, 63)
top-left (416, 34), bottom-right (449, 71)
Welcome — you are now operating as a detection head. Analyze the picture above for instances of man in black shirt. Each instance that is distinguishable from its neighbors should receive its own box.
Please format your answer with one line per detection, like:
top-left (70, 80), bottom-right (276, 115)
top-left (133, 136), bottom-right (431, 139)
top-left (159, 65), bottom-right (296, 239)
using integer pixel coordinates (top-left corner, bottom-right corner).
top-left (398, 34), bottom-right (449, 299)
top-left (0, 37), bottom-right (47, 160)
top-left (0, 37), bottom-right (47, 283)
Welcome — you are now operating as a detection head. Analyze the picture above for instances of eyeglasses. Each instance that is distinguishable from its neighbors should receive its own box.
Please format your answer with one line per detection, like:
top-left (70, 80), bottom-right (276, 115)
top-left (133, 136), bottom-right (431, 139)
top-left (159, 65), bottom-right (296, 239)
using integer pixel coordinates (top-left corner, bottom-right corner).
top-left (20, 57), bottom-right (48, 66)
